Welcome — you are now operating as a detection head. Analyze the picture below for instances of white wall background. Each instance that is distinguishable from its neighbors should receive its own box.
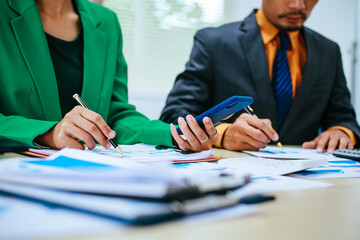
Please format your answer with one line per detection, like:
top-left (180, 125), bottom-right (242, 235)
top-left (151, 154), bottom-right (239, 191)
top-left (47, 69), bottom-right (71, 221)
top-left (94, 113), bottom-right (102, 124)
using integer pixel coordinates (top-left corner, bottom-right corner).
top-left (104, 0), bottom-right (359, 121)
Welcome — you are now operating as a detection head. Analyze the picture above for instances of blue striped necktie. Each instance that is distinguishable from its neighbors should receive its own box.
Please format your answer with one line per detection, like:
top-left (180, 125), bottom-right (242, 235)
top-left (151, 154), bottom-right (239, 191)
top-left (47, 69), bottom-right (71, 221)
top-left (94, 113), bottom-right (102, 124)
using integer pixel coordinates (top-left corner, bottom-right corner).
top-left (272, 32), bottom-right (292, 130)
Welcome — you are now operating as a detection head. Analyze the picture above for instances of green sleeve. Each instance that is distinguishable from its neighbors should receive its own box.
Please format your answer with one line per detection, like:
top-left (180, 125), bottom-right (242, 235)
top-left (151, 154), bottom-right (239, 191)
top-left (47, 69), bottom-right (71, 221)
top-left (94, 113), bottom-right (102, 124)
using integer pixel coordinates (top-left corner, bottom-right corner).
top-left (107, 13), bottom-right (173, 147)
top-left (0, 114), bottom-right (58, 147)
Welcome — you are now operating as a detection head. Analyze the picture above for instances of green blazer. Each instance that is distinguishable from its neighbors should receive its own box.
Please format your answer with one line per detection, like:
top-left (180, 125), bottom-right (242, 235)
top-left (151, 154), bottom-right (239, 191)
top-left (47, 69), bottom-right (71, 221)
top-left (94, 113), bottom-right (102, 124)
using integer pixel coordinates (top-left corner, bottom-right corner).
top-left (0, 0), bottom-right (173, 147)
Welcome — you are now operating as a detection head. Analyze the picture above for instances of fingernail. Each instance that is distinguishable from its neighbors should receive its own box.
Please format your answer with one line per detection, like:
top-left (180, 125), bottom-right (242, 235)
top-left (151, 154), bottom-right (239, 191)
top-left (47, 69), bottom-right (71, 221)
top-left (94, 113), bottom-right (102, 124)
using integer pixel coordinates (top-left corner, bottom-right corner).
top-left (109, 131), bottom-right (116, 139)
top-left (178, 117), bottom-right (185, 124)
top-left (106, 142), bottom-right (111, 148)
top-left (273, 134), bottom-right (279, 141)
top-left (204, 117), bottom-right (210, 123)
top-left (316, 147), bottom-right (322, 152)
top-left (186, 115), bottom-right (192, 122)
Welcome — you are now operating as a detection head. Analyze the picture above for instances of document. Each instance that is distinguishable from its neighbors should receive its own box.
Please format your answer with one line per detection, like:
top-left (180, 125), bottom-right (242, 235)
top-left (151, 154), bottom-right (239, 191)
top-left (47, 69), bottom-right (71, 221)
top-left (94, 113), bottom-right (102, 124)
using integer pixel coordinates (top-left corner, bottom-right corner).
top-left (243, 146), bottom-right (329, 160)
top-left (0, 191), bottom-right (257, 239)
top-left (172, 162), bottom-right (333, 192)
top-left (290, 157), bottom-right (360, 179)
top-left (28, 143), bottom-right (214, 163)
top-left (0, 180), bottom-right (257, 225)
top-left (0, 194), bottom-right (124, 240)
top-left (0, 148), bottom-right (249, 200)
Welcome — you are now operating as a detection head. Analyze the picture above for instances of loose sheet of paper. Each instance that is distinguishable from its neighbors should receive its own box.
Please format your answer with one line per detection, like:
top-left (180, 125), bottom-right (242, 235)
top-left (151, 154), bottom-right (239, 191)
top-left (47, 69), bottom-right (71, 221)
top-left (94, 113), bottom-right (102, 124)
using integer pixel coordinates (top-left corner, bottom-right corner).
top-left (290, 156), bottom-right (360, 179)
top-left (171, 162), bottom-right (333, 192)
top-left (30, 144), bottom-right (213, 163)
top-left (243, 146), bottom-right (329, 159)
top-left (91, 144), bottom-right (213, 163)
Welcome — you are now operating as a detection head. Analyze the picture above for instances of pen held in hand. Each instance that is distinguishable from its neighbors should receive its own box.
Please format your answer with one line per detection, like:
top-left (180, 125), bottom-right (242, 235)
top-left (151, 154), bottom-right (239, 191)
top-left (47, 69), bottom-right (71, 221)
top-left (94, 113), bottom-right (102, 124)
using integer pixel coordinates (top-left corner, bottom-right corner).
top-left (72, 93), bottom-right (123, 155)
top-left (244, 106), bottom-right (284, 150)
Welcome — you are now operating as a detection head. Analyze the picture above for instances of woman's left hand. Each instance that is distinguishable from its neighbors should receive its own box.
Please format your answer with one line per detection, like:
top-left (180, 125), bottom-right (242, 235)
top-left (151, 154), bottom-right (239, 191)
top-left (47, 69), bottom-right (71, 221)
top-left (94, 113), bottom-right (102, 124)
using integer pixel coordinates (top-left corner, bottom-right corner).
top-left (170, 115), bottom-right (219, 152)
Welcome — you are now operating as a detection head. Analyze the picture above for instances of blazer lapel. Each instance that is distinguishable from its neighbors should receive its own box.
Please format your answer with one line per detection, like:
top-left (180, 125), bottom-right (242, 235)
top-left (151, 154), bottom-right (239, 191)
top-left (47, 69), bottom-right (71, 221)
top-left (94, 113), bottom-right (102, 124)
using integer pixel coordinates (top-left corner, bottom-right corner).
top-left (280, 28), bottom-right (319, 134)
top-left (238, 11), bottom-right (277, 127)
top-left (76, 0), bottom-right (108, 112)
top-left (9, 0), bottom-right (61, 121)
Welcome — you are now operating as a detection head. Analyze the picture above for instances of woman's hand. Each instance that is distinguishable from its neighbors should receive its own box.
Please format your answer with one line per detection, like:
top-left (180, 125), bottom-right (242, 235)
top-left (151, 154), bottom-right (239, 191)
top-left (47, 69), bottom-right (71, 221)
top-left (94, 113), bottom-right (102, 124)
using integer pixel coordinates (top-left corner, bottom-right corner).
top-left (170, 115), bottom-right (219, 152)
top-left (35, 106), bottom-right (115, 150)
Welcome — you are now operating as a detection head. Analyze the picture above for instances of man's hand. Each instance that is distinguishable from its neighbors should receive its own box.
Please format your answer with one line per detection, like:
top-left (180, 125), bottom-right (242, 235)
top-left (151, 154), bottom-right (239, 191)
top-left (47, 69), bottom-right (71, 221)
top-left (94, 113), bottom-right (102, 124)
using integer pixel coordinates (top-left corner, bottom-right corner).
top-left (302, 129), bottom-right (353, 154)
top-left (171, 115), bottom-right (219, 152)
top-left (35, 106), bottom-right (116, 150)
top-left (222, 113), bottom-right (279, 151)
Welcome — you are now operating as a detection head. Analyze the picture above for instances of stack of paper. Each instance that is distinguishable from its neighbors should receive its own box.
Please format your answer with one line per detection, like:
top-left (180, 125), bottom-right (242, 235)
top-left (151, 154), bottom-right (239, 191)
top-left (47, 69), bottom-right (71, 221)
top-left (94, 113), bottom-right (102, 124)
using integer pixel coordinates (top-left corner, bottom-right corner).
top-left (0, 148), bottom-right (252, 224)
top-left (27, 144), bottom-right (215, 163)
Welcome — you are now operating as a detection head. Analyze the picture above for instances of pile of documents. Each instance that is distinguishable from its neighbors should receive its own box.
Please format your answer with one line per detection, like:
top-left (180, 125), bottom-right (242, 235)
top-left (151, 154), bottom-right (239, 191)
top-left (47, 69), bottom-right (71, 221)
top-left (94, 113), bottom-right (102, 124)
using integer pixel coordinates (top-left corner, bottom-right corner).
top-left (0, 148), bottom-right (254, 224)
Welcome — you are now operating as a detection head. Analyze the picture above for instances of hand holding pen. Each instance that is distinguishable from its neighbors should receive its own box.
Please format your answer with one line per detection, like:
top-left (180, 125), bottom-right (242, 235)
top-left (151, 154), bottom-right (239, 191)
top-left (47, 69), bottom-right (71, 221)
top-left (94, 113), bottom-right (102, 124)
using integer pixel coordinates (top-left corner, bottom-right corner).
top-left (73, 94), bottom-right (123, 155)
top-left (221, 106), bottom-right (282, 151)
top-left (244, 106), bottom-right (284, 150)
top-left (34, 93), bottom-right (122, 154)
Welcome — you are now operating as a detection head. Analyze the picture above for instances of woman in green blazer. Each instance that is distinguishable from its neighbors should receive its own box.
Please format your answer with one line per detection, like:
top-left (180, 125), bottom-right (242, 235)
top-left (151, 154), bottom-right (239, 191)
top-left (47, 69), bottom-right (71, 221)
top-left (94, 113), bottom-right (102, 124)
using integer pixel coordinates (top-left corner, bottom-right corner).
top-left (0, 0), bottom-right (219, 151)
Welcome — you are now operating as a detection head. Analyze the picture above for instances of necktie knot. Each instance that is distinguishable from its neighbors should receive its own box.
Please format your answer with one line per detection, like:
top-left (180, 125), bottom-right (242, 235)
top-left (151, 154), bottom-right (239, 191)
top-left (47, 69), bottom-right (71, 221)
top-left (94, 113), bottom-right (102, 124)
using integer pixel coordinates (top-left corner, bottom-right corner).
top-left (278, 32), bottom-right (290, 50)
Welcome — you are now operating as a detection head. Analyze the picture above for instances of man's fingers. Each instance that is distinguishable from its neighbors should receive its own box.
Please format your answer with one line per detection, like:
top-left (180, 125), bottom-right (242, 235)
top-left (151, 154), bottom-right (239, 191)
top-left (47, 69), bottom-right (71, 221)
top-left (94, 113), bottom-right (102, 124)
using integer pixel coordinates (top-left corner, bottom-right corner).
top-left (243, 127), bottom-right (269, 146)
top-left (338, 137), bottom-right (349, 150)
top-left (240, 142), bottom-right (261, 151)
top-left (242, 114), bottom-right (278, 141)
top-left (244, 132), bottom-right (267, 149)
top-left (302, 141), bottom-right (316, 149)
top-left (316, 134), bottom-right (330, 153)
top-left (327, 137), bottom-right (339, 154)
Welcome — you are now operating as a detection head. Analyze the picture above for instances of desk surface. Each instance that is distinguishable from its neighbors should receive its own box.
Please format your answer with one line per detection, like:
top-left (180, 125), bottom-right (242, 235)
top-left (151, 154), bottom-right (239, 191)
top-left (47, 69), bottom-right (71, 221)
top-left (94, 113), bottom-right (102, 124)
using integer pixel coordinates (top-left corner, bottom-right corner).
top-left (1, 149), bottom-right (360, 240)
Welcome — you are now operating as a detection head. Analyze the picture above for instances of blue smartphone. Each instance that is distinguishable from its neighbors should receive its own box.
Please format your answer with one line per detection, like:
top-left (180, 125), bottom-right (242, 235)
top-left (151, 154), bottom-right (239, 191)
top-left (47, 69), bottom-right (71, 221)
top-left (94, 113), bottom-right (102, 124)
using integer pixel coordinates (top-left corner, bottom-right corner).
top-left (177, 96), bottom-right (254, 134)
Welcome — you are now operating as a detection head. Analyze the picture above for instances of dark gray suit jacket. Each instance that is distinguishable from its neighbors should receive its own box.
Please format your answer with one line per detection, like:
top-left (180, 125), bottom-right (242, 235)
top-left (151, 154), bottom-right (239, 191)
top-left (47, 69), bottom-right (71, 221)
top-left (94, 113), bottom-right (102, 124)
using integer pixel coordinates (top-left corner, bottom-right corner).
top-left (160, 11), bottom-right (360, 145)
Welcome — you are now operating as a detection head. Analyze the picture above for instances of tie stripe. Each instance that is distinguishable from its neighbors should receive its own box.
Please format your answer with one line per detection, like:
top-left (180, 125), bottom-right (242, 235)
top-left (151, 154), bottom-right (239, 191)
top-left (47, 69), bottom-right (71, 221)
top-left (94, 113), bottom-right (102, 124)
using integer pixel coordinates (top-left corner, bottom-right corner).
top-left (272, 32), bottom-right (292, 130)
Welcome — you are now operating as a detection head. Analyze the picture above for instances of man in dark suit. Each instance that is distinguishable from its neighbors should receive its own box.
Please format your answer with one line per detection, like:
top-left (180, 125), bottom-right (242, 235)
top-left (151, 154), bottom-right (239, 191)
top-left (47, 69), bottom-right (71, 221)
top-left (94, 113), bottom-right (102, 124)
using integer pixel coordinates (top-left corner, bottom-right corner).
top-left (160, 0), bottom-right (360, 153)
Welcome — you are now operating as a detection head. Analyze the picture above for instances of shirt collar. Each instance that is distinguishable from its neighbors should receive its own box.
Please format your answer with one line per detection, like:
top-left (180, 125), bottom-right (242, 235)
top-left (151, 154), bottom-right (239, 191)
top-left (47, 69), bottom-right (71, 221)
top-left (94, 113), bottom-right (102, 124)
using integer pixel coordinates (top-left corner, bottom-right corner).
top-left (255, 7), bottom-right (301, 48)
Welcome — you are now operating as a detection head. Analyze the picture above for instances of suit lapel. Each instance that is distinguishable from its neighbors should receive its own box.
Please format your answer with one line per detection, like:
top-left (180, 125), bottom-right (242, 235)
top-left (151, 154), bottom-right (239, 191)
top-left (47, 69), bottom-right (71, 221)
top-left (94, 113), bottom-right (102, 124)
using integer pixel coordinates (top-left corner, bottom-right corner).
top-left (76, 0), bottom-right (108, 112)
top-left (280, 28), bottom-right (319, 135)
top-left (238, 11), bottom-right (277, 127)
top-left (10, 0), bottom-right (61, 121)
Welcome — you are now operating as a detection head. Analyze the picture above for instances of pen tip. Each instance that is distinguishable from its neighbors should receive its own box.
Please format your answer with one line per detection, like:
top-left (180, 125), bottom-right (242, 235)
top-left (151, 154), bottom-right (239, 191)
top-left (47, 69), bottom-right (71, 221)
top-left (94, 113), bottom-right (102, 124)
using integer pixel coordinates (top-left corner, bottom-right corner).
top-left (115, 146), bottom-right (123, 155)
top-left (277, 142), bottom-right (284, 150)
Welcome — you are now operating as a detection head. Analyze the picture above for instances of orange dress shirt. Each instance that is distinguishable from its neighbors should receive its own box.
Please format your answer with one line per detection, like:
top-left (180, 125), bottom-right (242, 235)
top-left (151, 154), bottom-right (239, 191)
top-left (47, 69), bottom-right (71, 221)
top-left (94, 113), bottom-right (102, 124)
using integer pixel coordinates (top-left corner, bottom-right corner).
top-left (214, 8), bottom-right (356, 148)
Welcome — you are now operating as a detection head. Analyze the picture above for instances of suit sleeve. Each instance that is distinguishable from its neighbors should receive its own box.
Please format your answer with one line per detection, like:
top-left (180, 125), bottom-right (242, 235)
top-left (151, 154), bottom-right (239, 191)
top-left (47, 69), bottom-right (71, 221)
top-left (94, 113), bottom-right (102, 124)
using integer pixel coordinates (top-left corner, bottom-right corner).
top-left (107, 13), bottom-right (173, 146)
top-left (160, 29), bottom-right (214, 123)
top-left (321, 44), bottom-right (360, 145)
